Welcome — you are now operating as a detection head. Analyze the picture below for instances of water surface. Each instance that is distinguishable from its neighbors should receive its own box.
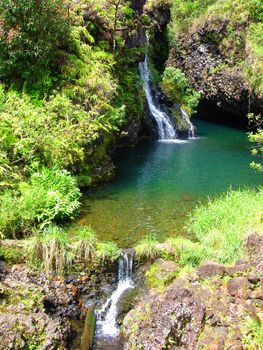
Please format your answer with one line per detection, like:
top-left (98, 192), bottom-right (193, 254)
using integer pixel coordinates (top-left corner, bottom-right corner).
top-left (74, 120), bottom-right (262, 247)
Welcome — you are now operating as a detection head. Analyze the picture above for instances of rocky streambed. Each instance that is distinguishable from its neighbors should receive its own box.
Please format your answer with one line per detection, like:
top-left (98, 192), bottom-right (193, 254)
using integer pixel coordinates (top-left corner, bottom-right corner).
top-left (0, 232), bottom-right (262, 349)
top-left (122, 233), bottom-right (263, 350)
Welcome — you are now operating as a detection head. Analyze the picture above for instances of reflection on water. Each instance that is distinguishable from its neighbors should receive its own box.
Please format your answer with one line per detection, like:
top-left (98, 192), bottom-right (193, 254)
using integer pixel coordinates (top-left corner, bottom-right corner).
top-left (71, 120), bottom-right (262, 247)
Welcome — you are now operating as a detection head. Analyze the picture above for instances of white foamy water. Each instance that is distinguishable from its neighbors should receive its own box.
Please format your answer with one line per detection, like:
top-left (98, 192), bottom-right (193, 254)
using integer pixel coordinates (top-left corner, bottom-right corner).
top-left (96, 252), bottom-right (133, 338)
top-left (139, 56), bottom-right (177, 141)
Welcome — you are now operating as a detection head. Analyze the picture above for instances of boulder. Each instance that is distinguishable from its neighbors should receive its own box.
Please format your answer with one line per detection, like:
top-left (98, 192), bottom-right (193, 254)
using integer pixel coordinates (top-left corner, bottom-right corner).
top-left (197, 261), bottom-right (225, 278)
top-left (123, 283), bottom-right (205, 350)
top-left (227, 277), bottom-right (251, 298)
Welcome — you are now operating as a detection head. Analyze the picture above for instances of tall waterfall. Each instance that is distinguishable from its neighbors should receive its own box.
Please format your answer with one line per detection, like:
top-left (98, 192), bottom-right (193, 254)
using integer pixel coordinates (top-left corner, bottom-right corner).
top-left (96, 252), bottom-right (133, 338)
top-left (180, 108), bottom-right (196, 139)
top-left (139, 56), bottom-right (177, 140)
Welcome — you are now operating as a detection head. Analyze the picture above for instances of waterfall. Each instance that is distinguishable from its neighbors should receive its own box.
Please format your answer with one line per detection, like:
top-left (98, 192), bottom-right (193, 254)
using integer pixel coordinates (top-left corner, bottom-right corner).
top-left (180, 108), bottom-right (196, 139)
top-left (139, 56), bottom-right (177, 141)
top-left (96, 252), bottom-right (133, 338)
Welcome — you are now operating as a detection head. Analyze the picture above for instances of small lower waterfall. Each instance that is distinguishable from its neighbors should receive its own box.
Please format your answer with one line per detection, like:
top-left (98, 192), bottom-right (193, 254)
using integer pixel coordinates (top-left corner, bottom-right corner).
top-left (180, 108), bottom-right (196, 139)
top-left (95, 252), bottom-right (133, 339)
top-left (139, 56), bottom-right (177, 141)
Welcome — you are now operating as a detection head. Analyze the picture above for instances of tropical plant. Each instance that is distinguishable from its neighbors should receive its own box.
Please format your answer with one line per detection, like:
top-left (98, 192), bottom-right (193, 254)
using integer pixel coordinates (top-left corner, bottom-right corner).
top-left (0, 0), bottom-right (69, 88)
top-left (0, 167), bottom-right (81, 237)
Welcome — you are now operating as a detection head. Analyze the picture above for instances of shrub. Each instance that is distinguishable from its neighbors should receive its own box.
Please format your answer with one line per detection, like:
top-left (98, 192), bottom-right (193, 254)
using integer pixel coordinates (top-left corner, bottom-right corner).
top-left (134, 235), bottom-right (160, 260)
top-left (161, 67), bottom-right (200, 115)
top-left (96, 242), bottom-right (120, 263)
top-left (73, 226), bottom-right (98, 261)
top-left (0, 167), bottom-right (81, 237)
top-left (27, 225), bottom-right (73, 273)
top-left (0, 0), bottom-right (69, 87)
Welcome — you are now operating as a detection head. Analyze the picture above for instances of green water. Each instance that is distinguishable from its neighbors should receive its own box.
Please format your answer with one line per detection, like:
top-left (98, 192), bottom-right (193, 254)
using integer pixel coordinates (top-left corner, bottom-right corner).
top-left (75, 120), bottom-right (262, 247)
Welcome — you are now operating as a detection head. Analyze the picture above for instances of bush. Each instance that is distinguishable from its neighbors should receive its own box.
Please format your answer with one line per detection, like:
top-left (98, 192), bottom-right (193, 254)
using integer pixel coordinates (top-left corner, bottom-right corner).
top-left (161, 67), bottom-right (200, 115)
top-left (134, 235), bottom-right (160, 260)
top-left (0, 0), bottom-right (69, 87)
top-left (0, 167), bottom-right (81, 237)
top-left (96, 242), bottom-right (120, 263)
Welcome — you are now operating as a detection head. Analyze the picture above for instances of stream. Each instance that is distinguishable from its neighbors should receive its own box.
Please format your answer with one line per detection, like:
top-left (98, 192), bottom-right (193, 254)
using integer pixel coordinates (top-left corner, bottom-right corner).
top-left (73, 54), bottom-right (262, 349)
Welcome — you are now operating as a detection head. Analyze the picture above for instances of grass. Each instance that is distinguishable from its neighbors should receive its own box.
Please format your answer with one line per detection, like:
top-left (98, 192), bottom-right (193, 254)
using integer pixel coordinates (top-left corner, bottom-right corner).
top-left (134, 189), bottom-right (263, 269)
top-left (134, 235), bottom-right (160, 260)
top-left (95, 242), bottom-right (120, 263)
top-left (27, 225), bottom-right (73, 274)
top-left (187, 188), bottom-right (263, 264)
top-left (240, 314), bottom-right (263, 350)
top-left (72, 226), bottom-right (97, 261)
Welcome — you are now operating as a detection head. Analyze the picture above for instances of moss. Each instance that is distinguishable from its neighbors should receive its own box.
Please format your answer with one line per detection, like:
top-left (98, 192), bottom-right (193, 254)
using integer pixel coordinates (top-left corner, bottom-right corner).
top-left (146, 260), bottom-right (177, 291)
top-left (0, 245), bottom-right (23, 265)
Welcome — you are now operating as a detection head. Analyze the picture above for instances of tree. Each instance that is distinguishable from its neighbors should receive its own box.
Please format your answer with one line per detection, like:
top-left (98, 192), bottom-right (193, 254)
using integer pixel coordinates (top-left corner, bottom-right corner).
top-left (0, 0), bottom-right (69, 87)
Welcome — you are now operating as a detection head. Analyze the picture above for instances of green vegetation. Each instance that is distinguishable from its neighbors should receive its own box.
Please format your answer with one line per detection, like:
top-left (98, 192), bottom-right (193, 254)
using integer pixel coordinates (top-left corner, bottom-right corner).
top-left (145, 260), bottom-right (177, 290)
top-left (0, 0), bottom-right (69, 88)
top-left (25, 225), bottom-right (120, 273)
top-left (187, 188), bottom-right (263, 264)
top-left (248, 113), bottom-right (263, 172)
top-left (0, 167), bottom-right (80, 238)
top-left (161, 67), bottom-right (201, 114)
top-left (0, 0), bottom-right (146, 241)
top-left (72, 226), bottom-right (98, 262)
top-left (134, 234), bottom-right (160, 260)
top-left (169, 0), bottom-right (263, 97)
top-left (134, 189), bottom-right (263, 267)
top-left (28, 225), bottom-right (73, 273)
top-left (240, 315), bottom-right (263, 350)
top-left (96, 242), bottom-right (120, 263)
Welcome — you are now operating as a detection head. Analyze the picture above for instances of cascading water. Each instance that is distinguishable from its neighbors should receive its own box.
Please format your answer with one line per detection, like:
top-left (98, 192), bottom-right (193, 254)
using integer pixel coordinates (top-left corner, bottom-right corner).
top-left (139, 56), bottom-right (177, 141)
top-left (95, 252), bottom-right (133, 339)
top-left (180, 108), bottom-right (196, 139)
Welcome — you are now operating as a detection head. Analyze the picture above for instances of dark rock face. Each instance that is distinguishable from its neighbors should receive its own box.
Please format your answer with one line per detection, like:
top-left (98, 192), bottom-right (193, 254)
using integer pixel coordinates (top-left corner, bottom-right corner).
top-left (123, 282), bottom-right (205, 350)
top-left (123, 234), bottom-right (263, 350)
top-left (168, 19), bottom-right (263, 117)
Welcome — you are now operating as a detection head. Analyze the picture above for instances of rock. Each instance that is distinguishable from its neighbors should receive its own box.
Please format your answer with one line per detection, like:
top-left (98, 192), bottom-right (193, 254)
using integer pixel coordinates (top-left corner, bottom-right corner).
top-left (226, 343), bottom-right (244, 350)
top-left (122, 284), bottom-right (205, 350)
top-left (0, 313), bottom-right (70, 349)
top-left (246, 233), bottom-right (263, 274)
top-left (226, 261), bottom-right (250, 276)
top-left (197, 261), bottom-right (225, 278)
top-left (227, 277), bottom-right (251, 298)
top-left (248, 272), bottom-right (260, 284)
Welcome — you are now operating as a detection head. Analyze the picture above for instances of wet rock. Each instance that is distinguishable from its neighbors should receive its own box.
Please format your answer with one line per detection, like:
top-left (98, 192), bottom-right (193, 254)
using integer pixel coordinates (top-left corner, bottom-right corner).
top-left (123, 283), bottom-right (205, 350)
top-left (197, 261), bottom-right (225, 278)
top-left (227, 277), bottom-right (251, 298)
